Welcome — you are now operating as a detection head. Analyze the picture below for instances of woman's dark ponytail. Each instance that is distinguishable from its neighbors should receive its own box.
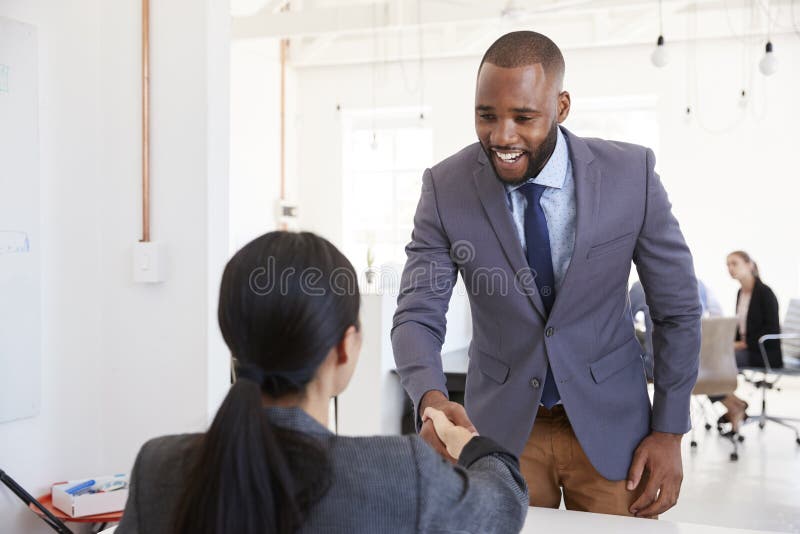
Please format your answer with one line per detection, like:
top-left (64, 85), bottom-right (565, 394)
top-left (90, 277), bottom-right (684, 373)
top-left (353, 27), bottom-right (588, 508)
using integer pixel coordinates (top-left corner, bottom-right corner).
top-left (174, 379), bottom-right (317, 533)
top-left (174, 231), bottom-right (358, 533)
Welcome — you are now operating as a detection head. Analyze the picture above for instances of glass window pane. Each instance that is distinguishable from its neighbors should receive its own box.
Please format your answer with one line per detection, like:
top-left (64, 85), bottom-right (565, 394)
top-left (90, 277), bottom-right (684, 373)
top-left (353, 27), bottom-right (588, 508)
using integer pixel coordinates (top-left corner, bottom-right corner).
top-left (343, 116), bottom-right (433, 275)
top-left (394, 128), bottom-right (434, 170)
top-left (350, 129), bottom-right (394, 172)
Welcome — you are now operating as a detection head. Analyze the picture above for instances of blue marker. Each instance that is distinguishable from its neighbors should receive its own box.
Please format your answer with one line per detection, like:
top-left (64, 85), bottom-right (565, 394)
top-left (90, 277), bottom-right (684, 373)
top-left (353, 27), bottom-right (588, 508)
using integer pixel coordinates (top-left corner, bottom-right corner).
top-left (65, 479), bottom-right (95, 495)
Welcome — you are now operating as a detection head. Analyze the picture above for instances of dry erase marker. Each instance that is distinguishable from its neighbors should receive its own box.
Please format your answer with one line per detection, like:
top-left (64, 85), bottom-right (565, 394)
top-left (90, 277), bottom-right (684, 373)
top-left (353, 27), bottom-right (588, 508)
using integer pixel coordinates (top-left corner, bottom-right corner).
top-left (65, 479), bottom-right (95, 495)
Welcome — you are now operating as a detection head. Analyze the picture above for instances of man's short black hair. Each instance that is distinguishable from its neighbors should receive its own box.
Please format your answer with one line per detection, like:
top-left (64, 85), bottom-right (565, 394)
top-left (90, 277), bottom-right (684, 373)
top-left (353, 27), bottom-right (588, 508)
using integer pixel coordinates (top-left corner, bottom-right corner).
top-left (479, 31), bottom-right (565, 85)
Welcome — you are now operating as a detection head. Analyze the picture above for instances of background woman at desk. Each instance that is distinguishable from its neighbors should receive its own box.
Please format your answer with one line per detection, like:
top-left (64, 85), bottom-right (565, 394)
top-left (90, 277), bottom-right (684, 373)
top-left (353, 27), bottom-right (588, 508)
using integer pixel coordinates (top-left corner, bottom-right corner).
top-left (712, 250), bottom-right (783, 430)
top-left (116, 231), bottom-right (527, 534)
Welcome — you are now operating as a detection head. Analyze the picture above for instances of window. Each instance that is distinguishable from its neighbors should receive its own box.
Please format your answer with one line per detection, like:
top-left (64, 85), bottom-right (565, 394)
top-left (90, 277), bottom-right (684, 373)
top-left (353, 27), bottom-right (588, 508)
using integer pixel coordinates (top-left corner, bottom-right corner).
top-left (567, 95), bottom-right (660, 289)
top-left (567, 95), bottom-right (660, 158)
top-left (341, 109), bottom-right (433, 274)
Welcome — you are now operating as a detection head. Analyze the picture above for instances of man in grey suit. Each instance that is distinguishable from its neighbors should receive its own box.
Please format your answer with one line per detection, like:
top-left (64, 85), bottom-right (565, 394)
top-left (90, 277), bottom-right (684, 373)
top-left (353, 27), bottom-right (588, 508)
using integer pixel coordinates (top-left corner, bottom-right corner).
top-left (392, 31), bottom-right (701, 518)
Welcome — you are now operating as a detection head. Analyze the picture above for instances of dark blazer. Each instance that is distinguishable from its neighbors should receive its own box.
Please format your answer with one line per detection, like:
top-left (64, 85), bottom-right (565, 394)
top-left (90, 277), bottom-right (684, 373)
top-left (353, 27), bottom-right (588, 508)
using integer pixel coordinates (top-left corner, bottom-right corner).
top-left (115, 407), bottom-right (528, 534)
top-left (736, 278), bottom-right (782, 368)
top-left (392, 127), bottom-right (701, 481)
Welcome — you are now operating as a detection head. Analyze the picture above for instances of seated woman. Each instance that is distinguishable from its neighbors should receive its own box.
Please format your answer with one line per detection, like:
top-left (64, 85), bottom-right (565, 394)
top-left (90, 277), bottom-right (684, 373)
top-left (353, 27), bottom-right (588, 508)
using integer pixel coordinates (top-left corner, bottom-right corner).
top-left (116, 231), bottom-right (527, 534)
top-left (712, 250), bottom-right (783, 431)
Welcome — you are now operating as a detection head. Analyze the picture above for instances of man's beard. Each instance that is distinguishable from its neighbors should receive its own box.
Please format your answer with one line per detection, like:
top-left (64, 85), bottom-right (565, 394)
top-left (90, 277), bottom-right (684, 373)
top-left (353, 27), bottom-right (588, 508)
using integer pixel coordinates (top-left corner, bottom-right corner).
top-left (487, 120), bottom-right (559, 187)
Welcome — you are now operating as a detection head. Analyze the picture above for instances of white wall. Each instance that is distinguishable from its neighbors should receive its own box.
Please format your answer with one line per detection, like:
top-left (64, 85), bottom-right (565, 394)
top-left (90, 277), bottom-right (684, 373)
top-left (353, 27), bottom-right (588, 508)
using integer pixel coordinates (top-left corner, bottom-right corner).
top-left (0, 1), bottom-right (230, 532)
top-left (565, 38), bottom-right (800, 317)
top-left (294, 57), bottom-right (476, 247)
top-left (229, 39), bottom-right (281, 251)
top-left (293, 34), bottom-right (800, 318)
top-left (0, 2), bottom-right (102, 532)
top-left (97, 0), bottom-right (231, 475)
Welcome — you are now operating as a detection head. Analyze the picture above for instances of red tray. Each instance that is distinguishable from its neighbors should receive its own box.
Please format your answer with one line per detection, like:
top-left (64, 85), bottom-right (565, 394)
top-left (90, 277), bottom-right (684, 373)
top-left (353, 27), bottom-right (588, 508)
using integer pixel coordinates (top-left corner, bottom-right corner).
top-left (30, 493), bottom-right (123, 524)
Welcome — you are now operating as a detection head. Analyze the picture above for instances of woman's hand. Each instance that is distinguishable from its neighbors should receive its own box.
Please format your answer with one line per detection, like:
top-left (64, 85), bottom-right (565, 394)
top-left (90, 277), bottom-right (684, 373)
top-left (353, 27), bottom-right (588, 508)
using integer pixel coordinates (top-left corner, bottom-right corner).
top-left (734, 340), bottom-right (747, 351)
top-left (422, 407), bottom-right (478, 460)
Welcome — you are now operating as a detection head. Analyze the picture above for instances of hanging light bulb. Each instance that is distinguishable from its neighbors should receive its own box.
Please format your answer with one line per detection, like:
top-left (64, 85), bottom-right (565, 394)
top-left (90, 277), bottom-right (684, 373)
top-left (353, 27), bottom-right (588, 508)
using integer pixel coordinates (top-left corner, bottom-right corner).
top-left (738, 89), bottom-right (749, 108)
top-left (759, 41), bottom-right (778, 76)
top-left (651, 35), bottom-right (668, 68)
top-left (651, 0), bottom-right (668, 68)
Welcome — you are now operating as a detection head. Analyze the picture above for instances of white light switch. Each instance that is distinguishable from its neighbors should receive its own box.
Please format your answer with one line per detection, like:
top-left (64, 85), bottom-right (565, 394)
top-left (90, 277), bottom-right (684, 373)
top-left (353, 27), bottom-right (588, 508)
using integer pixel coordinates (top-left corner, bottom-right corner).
top-left (133, 241), bottom-right (165, 283)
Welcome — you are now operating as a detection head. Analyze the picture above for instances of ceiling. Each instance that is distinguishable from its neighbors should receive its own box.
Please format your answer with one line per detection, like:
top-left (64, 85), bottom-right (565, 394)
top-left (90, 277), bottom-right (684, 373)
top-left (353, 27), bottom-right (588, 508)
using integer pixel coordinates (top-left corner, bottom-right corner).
top-left (229, 0), bottom-right (798, 67)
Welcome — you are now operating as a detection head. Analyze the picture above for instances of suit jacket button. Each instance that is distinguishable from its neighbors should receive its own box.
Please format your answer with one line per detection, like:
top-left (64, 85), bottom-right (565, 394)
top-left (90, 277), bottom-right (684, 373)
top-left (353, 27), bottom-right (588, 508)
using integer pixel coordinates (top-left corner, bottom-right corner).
top-left (545, 327), bottom-right (554, 337)
top-left (530, 378), bottom-right (541, 389)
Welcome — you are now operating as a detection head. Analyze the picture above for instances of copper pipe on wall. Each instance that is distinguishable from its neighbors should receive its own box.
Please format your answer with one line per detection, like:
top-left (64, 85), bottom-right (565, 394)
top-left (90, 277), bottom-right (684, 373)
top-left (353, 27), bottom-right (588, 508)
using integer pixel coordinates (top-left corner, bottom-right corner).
top-left (141, 0), bottom-right (151, 242)
top-left (278, 1), bottom-right (290, 231)
top-left (279, 37), bottom-right (287, 203)
top-left (279, 36), bottom-right (288, 231)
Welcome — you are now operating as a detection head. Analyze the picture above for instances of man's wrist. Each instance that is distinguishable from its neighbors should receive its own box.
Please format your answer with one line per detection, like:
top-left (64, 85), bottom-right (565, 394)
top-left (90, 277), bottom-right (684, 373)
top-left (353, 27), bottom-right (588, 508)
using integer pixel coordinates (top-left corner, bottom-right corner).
top-left (420, 389), bottom-right (448, 412)
top-left (651, 430), bottom-right (683, 442)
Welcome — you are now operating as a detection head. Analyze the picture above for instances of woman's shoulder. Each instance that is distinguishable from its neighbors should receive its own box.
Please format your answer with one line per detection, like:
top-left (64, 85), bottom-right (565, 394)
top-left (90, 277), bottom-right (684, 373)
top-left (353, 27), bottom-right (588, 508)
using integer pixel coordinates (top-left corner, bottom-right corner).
top-left (754, 278), bottom-right (778, 298)
top-left (122, 433), bottom-right (203, 525)
top-left (133, 433), bottom-right (202, 478)
top-left (140, 433), bottom-right (201, 455)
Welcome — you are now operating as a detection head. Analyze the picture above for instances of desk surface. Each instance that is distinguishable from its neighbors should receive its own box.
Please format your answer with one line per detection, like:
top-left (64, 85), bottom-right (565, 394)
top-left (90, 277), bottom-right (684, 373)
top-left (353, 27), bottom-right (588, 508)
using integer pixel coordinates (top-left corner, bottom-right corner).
top-left (523, 507), bottom-right (779, 534)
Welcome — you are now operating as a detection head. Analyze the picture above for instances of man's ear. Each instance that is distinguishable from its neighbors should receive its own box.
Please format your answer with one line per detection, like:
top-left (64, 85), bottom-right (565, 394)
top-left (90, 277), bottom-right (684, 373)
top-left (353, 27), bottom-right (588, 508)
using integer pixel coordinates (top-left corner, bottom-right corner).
top-left (557, 90), bottom-right (571, 123)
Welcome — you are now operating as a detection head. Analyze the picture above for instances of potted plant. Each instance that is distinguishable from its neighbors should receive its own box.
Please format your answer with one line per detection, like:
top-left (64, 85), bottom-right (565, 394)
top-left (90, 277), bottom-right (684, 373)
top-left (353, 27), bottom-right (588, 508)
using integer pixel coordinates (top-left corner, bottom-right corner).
top-left (365, 246), bottom-right (376, 285)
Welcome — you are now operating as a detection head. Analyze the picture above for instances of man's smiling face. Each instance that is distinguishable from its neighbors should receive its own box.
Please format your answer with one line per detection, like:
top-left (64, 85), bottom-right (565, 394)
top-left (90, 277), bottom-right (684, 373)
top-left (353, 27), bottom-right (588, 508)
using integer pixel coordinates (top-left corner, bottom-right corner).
top-left (475, 62), bottom-right (568, 186)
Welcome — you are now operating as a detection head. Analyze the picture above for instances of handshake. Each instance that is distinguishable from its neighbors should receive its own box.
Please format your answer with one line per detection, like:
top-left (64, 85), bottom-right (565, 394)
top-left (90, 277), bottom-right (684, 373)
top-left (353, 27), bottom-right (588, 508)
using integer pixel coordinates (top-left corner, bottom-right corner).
top-left (420, 390), bottom-right (479, 461)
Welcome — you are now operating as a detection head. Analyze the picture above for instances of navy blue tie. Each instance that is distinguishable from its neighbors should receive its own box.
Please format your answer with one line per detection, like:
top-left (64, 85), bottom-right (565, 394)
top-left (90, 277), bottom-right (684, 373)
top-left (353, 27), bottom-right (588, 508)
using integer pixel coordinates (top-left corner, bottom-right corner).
top-left (519, 182), bottom-right (560, 409)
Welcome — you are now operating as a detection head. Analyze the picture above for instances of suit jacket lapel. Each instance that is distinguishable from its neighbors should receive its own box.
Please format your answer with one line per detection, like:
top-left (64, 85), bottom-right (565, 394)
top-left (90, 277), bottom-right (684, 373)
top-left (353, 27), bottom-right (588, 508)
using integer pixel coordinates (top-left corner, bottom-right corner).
top-left (550, 128), bottom-right (600, 320)
top-left (473, 150), bottom-right (547, 320)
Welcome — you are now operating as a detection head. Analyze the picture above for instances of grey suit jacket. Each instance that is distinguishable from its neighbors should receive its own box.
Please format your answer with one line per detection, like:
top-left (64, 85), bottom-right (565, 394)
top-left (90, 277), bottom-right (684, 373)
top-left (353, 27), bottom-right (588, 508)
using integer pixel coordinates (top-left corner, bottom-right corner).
top-left (392, 127), bottom-right (701, 481)
top-left (116, 407), bottom-right (528, 534)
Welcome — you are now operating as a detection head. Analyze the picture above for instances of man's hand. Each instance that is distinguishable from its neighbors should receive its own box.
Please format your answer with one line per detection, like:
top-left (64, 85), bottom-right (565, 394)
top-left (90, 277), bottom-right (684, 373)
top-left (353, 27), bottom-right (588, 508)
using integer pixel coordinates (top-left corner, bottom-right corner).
top-left (627, 431), bottom-right (684, 517)
top-left (734, 340), bottom-right (747, 351)
top-left (419, 390), bottom-right (477, 463)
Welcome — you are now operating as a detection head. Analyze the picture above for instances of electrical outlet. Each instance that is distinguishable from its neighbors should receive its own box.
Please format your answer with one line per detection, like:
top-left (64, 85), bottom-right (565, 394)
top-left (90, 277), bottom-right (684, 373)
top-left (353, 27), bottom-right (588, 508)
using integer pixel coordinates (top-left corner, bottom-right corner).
top-left (133, 241), bottom-right (165, 283)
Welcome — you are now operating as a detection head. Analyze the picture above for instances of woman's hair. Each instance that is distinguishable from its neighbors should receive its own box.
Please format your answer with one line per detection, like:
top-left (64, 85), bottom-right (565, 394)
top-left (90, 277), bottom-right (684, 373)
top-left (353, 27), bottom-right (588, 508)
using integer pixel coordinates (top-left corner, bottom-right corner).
top-left (729, 250), bottom-right (760, 278)
top-left (173, 231), bottom-right (360, 534)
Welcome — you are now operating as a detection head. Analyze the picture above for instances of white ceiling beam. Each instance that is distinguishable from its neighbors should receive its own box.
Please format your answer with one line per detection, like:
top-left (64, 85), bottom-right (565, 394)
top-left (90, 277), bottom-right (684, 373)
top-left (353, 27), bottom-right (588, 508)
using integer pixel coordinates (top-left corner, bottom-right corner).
top-left (232, 2), bottom-right (502, 40)
top-left (290, 25), bottom-right (797, 68)
top-left (453, 25), bottom-right (507, 55)
top-left (234, 0), bottom-right (642, 41)
top-left (233, 4), bottom-right (373, 40)
top-left (293, 34), bottom-right (338, 63)
top-left (232, 0), bottom-right (740, 41)
top-left (231, 0), bottom-right (288, 17)
top-left (234, 0), bottom-right (796, 63)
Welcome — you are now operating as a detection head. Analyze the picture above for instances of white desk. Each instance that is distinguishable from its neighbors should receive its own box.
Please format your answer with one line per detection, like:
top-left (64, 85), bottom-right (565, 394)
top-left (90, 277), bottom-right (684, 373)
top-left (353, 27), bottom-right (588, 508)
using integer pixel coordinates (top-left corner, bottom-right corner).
top-left (523, 507), bottom-right (780, 534)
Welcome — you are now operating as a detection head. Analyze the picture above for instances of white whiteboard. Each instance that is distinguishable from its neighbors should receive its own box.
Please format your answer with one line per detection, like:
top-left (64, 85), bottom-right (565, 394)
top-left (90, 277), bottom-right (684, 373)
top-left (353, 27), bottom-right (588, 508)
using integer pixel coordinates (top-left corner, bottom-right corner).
top-left (0, 17), bottom-right (41, 424)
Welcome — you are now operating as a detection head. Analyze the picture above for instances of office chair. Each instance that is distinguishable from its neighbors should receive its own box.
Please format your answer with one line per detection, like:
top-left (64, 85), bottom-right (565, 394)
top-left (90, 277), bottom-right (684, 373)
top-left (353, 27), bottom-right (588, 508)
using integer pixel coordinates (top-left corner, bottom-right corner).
top-left (690, 317), bottom-right (740, 460)
top-left (740, 298), bottom-right (800, 445)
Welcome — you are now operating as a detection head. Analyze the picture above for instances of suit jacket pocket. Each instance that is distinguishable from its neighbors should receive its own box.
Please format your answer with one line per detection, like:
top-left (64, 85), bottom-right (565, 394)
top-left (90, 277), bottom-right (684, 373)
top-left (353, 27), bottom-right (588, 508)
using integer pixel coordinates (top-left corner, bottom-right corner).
top-left (470, 346), bottom-right (510, 384)
top-left (586, 232), bottom-right (634, 259)
top-left (589, 336), bottom-right (643, 383)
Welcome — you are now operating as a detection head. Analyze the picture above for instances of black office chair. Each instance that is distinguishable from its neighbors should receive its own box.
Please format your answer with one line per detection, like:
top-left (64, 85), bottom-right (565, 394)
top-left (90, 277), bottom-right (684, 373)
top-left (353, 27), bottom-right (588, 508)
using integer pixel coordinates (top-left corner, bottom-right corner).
top-left (740, 298), bottom-right (800, 445)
